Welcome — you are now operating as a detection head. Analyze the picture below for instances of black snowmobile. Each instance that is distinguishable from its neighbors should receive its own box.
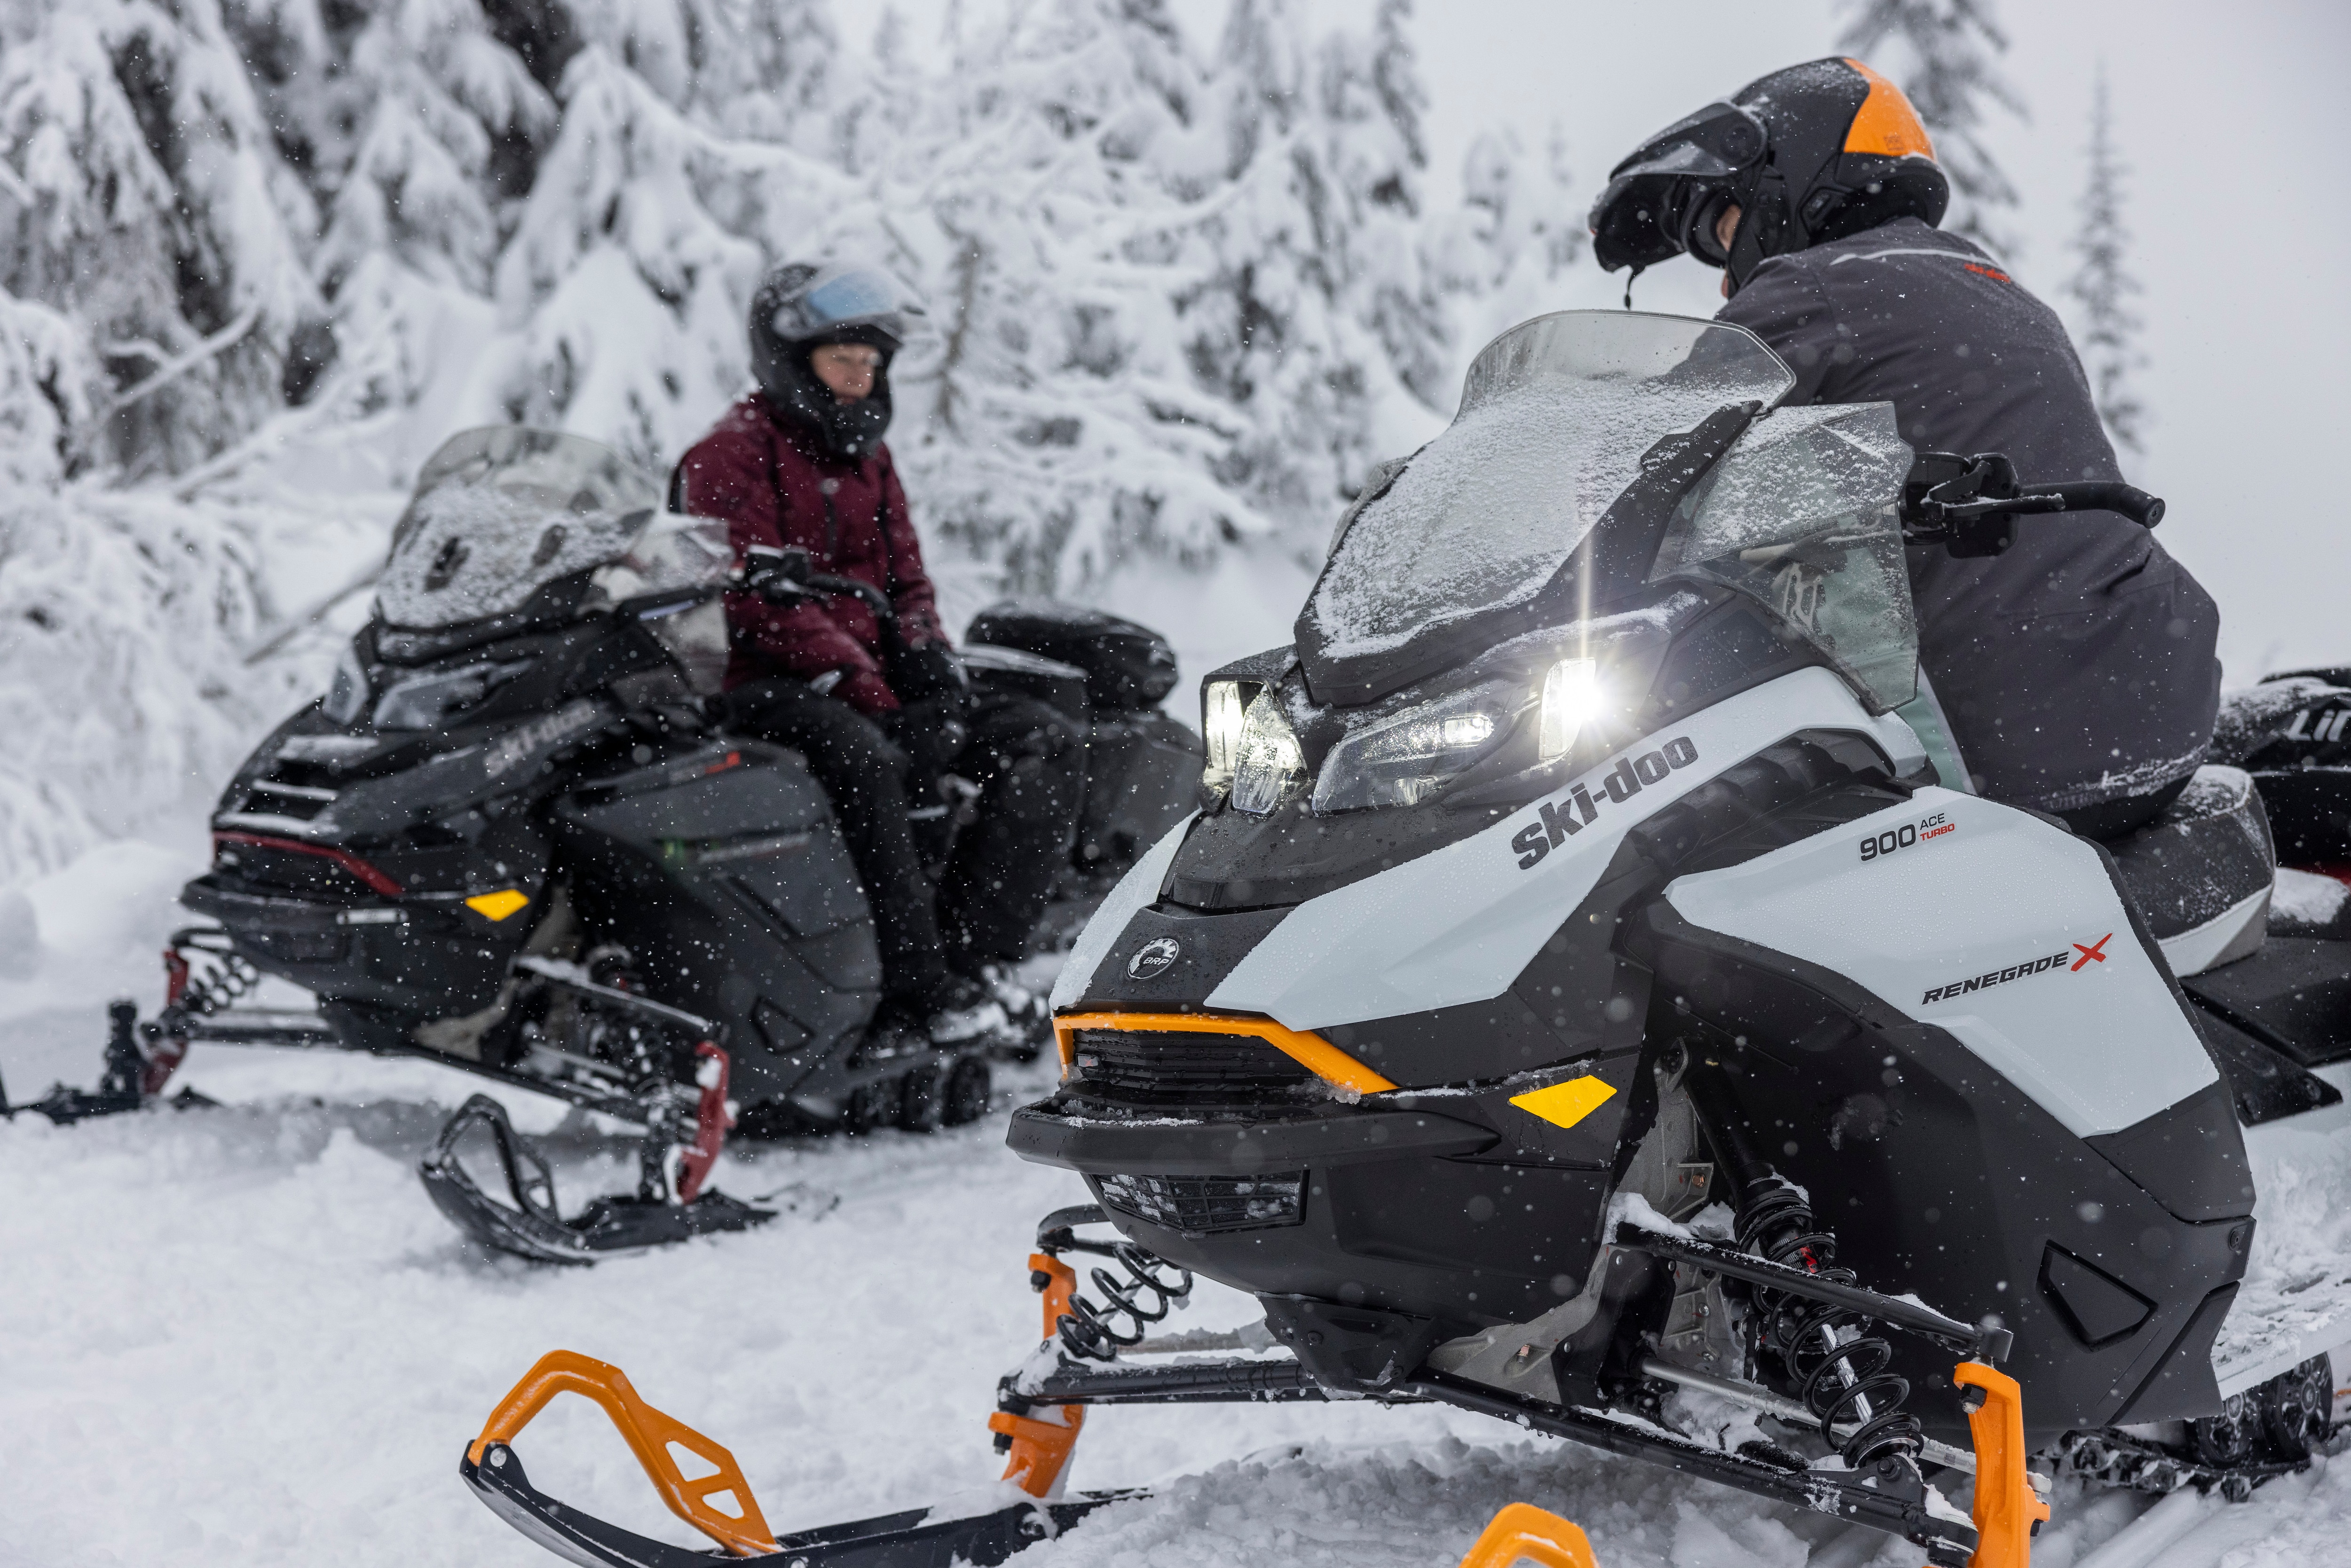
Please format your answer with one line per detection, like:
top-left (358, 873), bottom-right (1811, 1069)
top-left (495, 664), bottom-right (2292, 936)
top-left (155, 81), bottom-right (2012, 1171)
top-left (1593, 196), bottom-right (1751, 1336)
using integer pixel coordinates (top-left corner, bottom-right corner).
top-left (12, 426), bottom-right (1200, 1264)
top-left (455, 312), bottom-right (2349, 1565)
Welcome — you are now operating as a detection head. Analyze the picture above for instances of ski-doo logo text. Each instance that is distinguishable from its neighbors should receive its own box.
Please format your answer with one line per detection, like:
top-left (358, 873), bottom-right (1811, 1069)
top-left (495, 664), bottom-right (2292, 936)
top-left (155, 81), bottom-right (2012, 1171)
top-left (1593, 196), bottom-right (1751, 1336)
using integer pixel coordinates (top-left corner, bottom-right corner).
top-left (484, 701), bottom-right (605, 778)
top-left (1510, 736), bottom-right (1699, 870)
top-left (1860, 810), bottom-right (1953, 862)
top-left (1920, 949), bottom-right (2073, 1006)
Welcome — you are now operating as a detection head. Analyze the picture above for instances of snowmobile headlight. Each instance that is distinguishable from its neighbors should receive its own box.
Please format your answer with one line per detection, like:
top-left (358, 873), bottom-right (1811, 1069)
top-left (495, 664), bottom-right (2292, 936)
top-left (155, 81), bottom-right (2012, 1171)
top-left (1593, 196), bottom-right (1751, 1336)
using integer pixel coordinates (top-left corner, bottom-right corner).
top-left (322, 644), bottom-right (369, 726)
top-left (1538, 657), bottom-right (1604, 762)
top-left (1228, 690), bottom-right (1306, 815)
top-left (1201, 679), bottom-right (1250, 796)
top-left (1312, 681), bottom-right (1522, 814)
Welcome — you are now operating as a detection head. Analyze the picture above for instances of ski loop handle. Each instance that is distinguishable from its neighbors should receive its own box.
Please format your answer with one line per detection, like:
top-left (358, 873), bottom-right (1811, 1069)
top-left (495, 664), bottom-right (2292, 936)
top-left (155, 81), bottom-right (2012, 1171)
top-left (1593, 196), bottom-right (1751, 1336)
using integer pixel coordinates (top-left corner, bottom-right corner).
top-left (469, 1350), bottom-right (781, 1557)
top-left (1455, 1504), bottom-right (1602, 1568)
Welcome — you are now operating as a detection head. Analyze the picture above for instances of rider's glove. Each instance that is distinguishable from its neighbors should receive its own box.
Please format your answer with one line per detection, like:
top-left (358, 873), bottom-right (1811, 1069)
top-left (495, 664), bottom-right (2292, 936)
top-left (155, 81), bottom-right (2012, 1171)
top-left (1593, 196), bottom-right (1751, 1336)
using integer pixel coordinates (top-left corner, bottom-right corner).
top-left (883, 697), bottom-right (971, 784)
top-left (891, 641), bottom-right (970, 707)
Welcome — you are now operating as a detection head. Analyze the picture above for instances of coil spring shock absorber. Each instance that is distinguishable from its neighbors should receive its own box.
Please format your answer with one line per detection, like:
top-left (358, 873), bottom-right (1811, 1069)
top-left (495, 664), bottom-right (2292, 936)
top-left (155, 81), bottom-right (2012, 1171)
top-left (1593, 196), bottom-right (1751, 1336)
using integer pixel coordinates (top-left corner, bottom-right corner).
top-left (1035, 1208), bottom-right (1194, 1362)
top-left (165, 931), bottom-right (262, 1020)
top-left (1681, 1053), bottom-right (1926, 1481)
top-left (126, 930), bottom-right (262, 1097)
top-left (1057, 1239), bottom-right (1194, 1361)
top-left (1736, 1174), bottom-right (1925, 1473)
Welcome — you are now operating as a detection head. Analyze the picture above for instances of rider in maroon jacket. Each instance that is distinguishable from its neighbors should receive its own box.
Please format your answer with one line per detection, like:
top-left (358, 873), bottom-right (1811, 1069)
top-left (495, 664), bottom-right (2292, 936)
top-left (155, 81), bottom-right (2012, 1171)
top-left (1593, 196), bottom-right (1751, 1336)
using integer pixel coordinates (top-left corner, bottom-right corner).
top-left (674, 263), bottom-right (1078, 1049)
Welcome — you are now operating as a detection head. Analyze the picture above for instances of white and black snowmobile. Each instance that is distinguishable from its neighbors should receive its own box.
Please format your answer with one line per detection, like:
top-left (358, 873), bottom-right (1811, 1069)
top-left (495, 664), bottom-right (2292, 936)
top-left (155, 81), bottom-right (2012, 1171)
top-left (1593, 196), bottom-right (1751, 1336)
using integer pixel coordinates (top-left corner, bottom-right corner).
top-left (452, 311), bottom-right (2345, 1564)
top-left (8, 426), bottom-right (1200, 1264)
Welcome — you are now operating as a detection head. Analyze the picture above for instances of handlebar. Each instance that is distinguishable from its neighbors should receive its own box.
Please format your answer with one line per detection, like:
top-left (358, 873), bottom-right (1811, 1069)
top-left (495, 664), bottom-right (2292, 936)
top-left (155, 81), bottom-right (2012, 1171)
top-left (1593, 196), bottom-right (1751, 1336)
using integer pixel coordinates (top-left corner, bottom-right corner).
top-left (1900, 451), bottom-right (2165, 558)
top-left (2024, 481), bottom-right (2165, 528)
top-left (736, 545), bottom-right (898, 630)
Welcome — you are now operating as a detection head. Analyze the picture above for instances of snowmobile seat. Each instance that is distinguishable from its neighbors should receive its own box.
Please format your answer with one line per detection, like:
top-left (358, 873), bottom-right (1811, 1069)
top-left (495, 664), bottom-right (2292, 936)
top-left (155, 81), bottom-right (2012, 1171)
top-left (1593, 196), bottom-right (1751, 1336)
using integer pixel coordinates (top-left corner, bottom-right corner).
top-left (2103, 765), bottom-right (2274, 978)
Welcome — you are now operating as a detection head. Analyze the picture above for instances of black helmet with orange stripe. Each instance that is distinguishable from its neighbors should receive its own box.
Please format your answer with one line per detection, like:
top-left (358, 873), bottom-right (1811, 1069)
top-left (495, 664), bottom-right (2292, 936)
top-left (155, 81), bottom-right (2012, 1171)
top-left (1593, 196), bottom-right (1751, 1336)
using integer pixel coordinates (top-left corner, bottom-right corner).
top-left (1590, 57), bottom-right (1949, 297)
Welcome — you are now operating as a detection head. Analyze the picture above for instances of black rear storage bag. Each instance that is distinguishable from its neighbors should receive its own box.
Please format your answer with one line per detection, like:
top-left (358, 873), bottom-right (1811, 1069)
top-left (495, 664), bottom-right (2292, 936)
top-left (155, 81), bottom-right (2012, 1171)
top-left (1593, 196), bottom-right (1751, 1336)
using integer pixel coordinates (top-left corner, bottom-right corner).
top-left (966, 600), bottom-right (1180, 712)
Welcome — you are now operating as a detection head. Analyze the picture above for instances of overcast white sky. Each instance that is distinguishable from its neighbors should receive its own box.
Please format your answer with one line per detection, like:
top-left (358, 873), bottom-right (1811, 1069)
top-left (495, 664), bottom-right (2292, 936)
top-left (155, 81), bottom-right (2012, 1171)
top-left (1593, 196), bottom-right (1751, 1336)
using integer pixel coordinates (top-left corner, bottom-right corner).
top-left (1402, 0), bottom-right (2351, 682)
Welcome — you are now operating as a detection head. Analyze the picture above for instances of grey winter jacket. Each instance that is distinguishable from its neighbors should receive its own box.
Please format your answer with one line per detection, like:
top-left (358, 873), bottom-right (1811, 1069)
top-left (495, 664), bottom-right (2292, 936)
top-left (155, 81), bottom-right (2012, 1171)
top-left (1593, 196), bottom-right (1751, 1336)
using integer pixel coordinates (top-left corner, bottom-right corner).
top-left (1714, 216), bottom-right (2218, 813)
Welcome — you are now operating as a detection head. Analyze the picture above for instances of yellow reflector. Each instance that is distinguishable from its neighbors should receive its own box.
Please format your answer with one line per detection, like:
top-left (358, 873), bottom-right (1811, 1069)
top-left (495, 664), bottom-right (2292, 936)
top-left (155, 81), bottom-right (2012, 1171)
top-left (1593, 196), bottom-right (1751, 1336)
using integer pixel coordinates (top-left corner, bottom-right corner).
top-left (1509, 1074), bottom-right (1617, 1129)
top-left (465, 889), bottom-right (531, 922)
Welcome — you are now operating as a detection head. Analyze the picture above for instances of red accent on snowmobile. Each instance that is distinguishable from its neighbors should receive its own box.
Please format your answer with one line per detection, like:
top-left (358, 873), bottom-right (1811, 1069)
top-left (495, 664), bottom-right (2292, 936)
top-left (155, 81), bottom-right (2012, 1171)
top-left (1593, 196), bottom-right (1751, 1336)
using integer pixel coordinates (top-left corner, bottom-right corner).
top-left (676, 1041), bottom-right (735, 1204)
top-left (467, 1349), bottom-right (781, 1557)
top-left (212, 830), bottom-right (405, 897)
top-left (142, 946), bottom-right (193, 1095)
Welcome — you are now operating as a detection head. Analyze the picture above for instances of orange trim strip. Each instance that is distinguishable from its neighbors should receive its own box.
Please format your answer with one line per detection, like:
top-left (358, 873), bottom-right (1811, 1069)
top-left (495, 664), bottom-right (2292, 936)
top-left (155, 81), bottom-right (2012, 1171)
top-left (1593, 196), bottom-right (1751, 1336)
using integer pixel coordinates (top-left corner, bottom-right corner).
top-left (1456, 1503), bottom-right (1601, 1568)
top-left (1956, 1362), bottom-right (2047, 1568)
top-left (1052, 1010), bottom-right (1397, 1095)
top-left (468, 1350), bottom-right (779, 1557)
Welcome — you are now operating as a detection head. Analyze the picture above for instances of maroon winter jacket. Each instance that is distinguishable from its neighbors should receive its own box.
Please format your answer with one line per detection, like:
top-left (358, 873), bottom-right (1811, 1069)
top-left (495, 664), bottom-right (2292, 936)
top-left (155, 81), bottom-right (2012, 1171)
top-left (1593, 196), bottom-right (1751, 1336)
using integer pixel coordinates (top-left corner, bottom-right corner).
top-left (674, 393), bottom-right (946, 715)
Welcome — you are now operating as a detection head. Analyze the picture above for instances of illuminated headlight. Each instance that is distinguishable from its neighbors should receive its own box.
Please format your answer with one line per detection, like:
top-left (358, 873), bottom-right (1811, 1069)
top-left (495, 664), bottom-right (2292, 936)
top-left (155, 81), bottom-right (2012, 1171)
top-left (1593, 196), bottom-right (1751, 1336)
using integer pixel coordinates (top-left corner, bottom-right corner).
top-left (1229, 691), bottom-right (1306, 815)
top-left (1311, 682), bottom-right (1521, 814)
top-left (1201, 679), bottom-right (1249, 795)
top-left (1538, 657), bottom-right (1603, 762)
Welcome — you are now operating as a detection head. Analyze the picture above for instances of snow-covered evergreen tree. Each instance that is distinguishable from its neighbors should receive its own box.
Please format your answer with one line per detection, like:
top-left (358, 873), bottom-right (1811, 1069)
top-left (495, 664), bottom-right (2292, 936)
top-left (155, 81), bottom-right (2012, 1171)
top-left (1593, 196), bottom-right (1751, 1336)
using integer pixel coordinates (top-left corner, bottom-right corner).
top-left (1836, 0), bottom-right (2026, 259)
top-left (0, 0), bottom-right (322, 471)
top-left (858, 0), bottom-right (1465, 596)
top-left (1440, 120), bottom-right (1581, 348)
top-left (2067, 65), bottom-right (2145, 457)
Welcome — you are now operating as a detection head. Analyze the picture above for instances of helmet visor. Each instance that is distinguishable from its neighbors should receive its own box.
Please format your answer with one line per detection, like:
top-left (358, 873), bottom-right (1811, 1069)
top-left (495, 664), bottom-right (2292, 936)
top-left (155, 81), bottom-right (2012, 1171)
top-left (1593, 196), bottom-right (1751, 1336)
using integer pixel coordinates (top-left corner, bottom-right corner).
top-left (1589, 102), bottom-right (1767, 273)
top-left (778, 267), bottom-right (927, 341)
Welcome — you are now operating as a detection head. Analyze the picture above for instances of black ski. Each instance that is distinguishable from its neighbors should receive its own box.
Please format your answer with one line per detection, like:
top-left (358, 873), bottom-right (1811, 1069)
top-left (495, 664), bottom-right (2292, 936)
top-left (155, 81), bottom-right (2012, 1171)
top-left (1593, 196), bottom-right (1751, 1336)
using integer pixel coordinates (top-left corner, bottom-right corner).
top-left (461, 1442), bottom-right (1126, 1568)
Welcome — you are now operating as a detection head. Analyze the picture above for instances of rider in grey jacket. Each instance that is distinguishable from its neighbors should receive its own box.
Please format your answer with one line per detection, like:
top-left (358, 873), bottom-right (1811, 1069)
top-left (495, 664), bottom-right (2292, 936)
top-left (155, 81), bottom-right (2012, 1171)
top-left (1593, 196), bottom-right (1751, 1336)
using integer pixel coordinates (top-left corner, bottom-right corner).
top-left (1591, 57), bottom-right (2219, 836)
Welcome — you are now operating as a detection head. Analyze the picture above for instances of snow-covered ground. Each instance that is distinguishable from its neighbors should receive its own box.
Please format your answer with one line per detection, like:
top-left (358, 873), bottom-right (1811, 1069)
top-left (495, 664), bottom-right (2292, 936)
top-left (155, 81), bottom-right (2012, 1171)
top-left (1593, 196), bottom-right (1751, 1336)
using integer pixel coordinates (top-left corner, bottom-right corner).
top-left (5, 861), bottom-right (2351, 1568)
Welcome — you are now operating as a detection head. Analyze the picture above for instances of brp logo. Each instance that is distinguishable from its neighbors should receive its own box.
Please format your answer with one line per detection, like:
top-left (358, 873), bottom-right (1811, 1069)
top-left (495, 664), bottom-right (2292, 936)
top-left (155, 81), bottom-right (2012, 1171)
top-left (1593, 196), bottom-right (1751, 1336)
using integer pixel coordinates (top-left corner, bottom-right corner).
top-left (1127, 937), bottom-right (1181, 979)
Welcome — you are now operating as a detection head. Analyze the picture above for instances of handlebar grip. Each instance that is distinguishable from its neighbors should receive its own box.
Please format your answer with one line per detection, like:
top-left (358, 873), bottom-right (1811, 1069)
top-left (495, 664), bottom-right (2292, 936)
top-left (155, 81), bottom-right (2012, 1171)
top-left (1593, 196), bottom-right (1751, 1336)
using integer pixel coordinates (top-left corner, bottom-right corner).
top-left (805, 572), bottom-right (898, 627)
top-left (2038, 481), bottom-right (2165, 528)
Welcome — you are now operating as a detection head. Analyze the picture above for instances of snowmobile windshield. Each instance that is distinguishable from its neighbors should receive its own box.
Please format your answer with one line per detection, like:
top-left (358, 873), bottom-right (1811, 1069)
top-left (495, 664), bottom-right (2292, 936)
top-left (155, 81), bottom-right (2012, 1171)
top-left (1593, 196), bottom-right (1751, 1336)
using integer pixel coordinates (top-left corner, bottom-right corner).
top-left (1296, 310), bottom-right (1797, 705)
top-left (1650, 400), bottom-right (1920, 711)
top-left (378, 427), bottom-right (662, 629)
top-left (584, 513), bottom-right (736, 695)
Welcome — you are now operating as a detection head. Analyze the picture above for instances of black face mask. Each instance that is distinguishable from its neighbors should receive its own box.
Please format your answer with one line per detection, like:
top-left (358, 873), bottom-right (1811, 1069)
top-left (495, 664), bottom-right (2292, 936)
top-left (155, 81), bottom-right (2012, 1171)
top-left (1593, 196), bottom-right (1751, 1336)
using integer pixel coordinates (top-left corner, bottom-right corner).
top-left (752, 325), bottom-right (900, 461)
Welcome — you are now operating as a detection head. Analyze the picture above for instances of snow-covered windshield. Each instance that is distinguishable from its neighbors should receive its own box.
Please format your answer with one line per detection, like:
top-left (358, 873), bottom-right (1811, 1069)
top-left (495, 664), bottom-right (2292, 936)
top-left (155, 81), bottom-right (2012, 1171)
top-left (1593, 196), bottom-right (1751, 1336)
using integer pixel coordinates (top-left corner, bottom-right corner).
top-left (584, 513), bottom-right (736, 695)
top-left (1651, 401), bottom-right (1920, 711)
top-left (1301, 312), bottom-right (1796, 667)
top-left (377, 428), bottom-right (663, 629)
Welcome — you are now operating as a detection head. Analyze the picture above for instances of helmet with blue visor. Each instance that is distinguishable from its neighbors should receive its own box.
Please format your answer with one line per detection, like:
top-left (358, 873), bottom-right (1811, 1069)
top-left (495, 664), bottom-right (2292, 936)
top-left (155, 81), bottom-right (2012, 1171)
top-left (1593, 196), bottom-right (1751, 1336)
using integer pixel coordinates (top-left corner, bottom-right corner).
top-left (749, 262), bottom-right (928, 459)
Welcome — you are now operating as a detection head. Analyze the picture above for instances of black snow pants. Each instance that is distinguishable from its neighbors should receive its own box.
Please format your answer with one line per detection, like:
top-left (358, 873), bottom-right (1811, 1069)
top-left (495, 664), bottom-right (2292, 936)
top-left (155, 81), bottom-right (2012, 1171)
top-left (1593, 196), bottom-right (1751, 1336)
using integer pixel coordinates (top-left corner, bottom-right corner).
top-left (720, 679), bottom-right (1080, 1000)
